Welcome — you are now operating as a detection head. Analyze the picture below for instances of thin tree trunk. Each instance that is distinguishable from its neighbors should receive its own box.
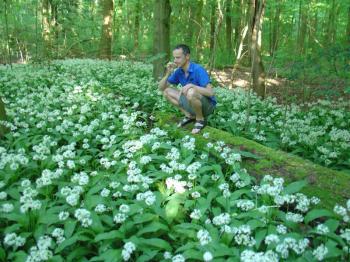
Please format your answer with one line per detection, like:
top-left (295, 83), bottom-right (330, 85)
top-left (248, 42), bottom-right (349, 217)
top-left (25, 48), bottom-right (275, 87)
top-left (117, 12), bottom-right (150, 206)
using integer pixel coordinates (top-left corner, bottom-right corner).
top-left (185, 2), bottom-right (194, 46)
top-left (270, 1), bottom-right (282, 55)
top-left (194, 0), bottom-right (204, 61)
top-left (233, 0), bottom-right (242, 51)
top-left (209, 1), bottom-right (216, 53)
top-left (133, 0), bottom-right (141, 50)
top-left (297, 0), bottom-right (307, 54)
top-left (250, 0), bottom-right (266, 98)
top-left (42, 0), bottom-right (51, 58)
top-left (209, 0), bottom-right (224, 75)
top-left (347, 5), bottom-right (350, 44)
top-left (99, 0), bottom-right (114, 60)
top-left (4, 0), bottom-right (12, 66)
top-left (0, 97), bottom-right (8, 138)
top-left (153, 0), bottom-right (171, 80)
top-left (226, 0), bottom-right (233, 60)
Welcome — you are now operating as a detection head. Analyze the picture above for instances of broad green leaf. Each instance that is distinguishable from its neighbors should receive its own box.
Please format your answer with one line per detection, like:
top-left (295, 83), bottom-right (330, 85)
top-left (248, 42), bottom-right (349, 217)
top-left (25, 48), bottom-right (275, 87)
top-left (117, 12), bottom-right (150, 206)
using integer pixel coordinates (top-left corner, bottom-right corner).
top-left (175, 242), bottom-right (197, 253)
top-left (136, 222), bottom-right (168, 236)
top-left (138, 238), bottom-right (172, 251)
top-left (55, 235), bottom-right (79, 253)
top-left (133, 213), bottom-right (157, 224)
top-left (90, 249), bottom-right (121, 262)
top-left (137, 250), bottom-right (159, 262)
top-left (183, 249), bottom-right (203, 260)
top-left (304, 209), bottom-right (334, 224)
top-left (283, 180), bottom-right (307, 194)
top-left (64, 220), bottom-right (77, 238)
top-left (95, 230), bottom-right (124, 242)
top-left (324, 219), bottom-right (339, 232)
top-left (255, 229), bottom-right (267, 249)
top-left (66, 247), bottom-right (91, 261)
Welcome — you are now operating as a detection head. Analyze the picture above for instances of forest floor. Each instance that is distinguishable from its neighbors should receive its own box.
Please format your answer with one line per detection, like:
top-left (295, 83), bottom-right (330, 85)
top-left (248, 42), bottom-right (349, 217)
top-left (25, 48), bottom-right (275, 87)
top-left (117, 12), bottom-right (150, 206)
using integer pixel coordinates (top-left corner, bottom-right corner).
top-left (211, 67), bottom-right (350, 105)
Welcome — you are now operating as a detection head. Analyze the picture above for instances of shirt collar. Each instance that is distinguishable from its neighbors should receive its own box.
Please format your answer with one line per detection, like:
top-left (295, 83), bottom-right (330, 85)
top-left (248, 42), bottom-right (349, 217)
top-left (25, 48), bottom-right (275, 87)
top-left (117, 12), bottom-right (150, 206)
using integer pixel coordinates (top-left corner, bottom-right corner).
top-left (181, 61), bottom-right (194, 74)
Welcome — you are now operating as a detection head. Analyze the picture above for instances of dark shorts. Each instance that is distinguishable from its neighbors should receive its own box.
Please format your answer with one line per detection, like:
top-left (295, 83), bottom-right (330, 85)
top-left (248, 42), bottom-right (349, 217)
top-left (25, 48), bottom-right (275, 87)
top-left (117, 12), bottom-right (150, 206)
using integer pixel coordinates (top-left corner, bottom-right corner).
top-left (179, 94), bottom-right (215, 117)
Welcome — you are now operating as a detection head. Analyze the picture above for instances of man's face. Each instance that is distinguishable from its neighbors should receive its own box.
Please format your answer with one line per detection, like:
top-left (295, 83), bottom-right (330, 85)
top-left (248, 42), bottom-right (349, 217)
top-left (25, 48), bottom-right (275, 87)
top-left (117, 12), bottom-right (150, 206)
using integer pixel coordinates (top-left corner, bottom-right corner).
top-left (173, 48), bottom-right (189, 68)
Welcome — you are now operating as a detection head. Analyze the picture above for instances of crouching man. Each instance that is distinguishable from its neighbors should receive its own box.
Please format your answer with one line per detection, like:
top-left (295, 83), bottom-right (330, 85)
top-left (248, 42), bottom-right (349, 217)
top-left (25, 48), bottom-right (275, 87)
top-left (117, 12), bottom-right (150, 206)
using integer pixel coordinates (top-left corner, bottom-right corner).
top-left (158, 44), bottom-right (217, 134)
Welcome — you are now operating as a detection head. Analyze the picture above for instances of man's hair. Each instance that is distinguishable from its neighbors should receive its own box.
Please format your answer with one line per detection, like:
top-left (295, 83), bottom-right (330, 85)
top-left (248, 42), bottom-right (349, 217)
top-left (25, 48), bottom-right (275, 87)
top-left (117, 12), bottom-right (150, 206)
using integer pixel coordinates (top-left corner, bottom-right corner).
top-left (174, 44), bottom-right (191, 55)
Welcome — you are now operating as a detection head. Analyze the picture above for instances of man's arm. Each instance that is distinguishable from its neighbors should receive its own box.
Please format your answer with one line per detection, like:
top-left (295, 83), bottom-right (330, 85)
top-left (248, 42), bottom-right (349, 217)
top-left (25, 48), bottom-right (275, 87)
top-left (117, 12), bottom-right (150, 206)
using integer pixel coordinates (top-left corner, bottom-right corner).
top-left (158, 63), bottom-right (176, 91)
top-left (158, 71), bottom-right (171, 91)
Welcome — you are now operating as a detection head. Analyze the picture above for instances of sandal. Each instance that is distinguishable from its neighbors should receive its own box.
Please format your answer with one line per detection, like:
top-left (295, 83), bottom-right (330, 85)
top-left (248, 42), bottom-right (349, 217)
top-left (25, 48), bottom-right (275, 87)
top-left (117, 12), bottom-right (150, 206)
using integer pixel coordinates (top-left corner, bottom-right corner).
top-left (191, 120), bottom-right (206, 134)
top-left (177, 117), bottom-right (195, 128)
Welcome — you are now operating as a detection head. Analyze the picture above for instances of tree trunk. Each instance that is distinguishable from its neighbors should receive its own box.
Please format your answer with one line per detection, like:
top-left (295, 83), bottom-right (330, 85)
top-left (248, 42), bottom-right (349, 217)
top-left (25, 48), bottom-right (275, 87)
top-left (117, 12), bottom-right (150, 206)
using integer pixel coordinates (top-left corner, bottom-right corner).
top-left (270, 1), bottom-right (282, 55)
top-left (42, 0), bottom-right (51, 58)
top-left (153, 0), bottom-right (171, 80)
top-left (226, 0), bottom-right (233, 60)
top-left (0, 97), bottom-right (8, 138)
top-left (209, 0), bottom-right (224, 74)
top-left (250, 0), bottom-right (266, 98)
top-left (347, 5), bottom-right (350, 44)
top-left (134, 0), bottom-right (141, 50)
top-left (209, 1), bottom-right (216, 53)
top-left (326, 0), bottom-right (339, 44)
top-left (185, 2), bottom-right (195, 46)
top-left (233, 0), bottom-right (242, 50)
top-left (194, 0), bottom-right (204, 61)
top-left (99, 0), bottom-right (114, 60)
top-left (297, 0), bottom-right (307, 54)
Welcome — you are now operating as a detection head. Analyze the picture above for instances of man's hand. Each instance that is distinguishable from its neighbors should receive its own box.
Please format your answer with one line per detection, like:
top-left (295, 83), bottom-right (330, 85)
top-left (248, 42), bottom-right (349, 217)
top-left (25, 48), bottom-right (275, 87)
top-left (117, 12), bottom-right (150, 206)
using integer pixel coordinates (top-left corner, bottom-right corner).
top-left (181, 84), bottom-right (194, 96)
top-left (166, 62), bottom-right (177, 74)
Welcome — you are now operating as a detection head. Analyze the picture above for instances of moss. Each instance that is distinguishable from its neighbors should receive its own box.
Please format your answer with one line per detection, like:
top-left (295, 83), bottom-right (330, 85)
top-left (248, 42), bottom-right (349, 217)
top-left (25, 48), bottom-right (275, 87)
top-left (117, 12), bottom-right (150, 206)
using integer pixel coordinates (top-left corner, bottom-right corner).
top-left (156, 112), bottom-right (350, 209)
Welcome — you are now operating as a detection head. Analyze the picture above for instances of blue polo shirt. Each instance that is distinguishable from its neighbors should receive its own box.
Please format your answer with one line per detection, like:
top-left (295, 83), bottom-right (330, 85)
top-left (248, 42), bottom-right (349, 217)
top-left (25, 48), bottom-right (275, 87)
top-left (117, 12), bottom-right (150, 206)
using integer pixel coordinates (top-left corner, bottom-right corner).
top-left (167, 62), bottom-right (217, 106)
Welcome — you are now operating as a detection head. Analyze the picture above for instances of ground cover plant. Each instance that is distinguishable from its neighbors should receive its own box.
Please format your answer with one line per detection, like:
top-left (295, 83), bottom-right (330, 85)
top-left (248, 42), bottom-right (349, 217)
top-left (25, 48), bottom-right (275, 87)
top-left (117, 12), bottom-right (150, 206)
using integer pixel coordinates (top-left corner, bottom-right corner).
top-left (0, 60), bottom-right (349, 261)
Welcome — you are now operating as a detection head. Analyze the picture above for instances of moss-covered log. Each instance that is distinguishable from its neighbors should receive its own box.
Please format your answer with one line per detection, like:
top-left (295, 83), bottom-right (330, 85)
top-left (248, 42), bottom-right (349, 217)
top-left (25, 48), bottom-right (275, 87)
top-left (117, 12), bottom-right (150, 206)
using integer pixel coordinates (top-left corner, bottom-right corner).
top-left (0, 96), bottom-right (8, 137)
top-left (156, 113), bottom-right (350, 209)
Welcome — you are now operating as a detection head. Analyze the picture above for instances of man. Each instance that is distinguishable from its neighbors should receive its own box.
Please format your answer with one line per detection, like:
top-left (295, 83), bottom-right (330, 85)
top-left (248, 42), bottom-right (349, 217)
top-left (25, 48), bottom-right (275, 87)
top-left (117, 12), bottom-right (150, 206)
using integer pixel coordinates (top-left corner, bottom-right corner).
top-left (158, 44), bottom-right (217, 134)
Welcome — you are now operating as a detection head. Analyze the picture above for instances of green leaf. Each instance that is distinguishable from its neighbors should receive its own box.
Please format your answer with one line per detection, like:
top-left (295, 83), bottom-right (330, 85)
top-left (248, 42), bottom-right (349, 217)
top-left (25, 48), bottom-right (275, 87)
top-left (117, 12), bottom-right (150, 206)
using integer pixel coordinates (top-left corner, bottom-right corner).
top-left (66, 247), bottom-right (91, 261)
top-left (64, 220), bottom-right (77, 238)
top-left (137, 222), bottom-right (168, 236)
top-left (95, 230), bottom-right (124, 242)
top-left (55, 235), bottom-right (79, 253)
top-left (175, 242), bottom-right (197, 253)
top-left (133, 213), bottom-right (157, 224)
top-left (325, 240), bottom-right (343, 258)
top-left (324, 219), bottom-right (339, 232)
top-left (304, 209), bottom-right (334, 224)
top-left (255, 229), bottom-right (267, 249)
top-left (139, 238), bottom-right (172, 251)
top-left (183, 249), bottom-right (203, 260)
top-left (137, 250), bottom-right (159, 262)
top-left (283, 180), bottom-right (307, 194)
top-left (90, 249), bottom-right (121, 262)
top-left (165, 198), bottom-right (181, 222)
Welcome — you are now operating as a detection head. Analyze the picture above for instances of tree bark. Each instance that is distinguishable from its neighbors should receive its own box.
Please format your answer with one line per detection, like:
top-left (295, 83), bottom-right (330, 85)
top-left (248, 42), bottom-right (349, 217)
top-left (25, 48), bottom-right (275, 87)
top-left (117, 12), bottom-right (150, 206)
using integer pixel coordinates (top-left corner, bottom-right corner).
top-left (233, 0), bottom-right (242, 50)
top-left (194, 0), bottom-right (204, 61)
top-left (134, 0), bottom-right (141, 50)
top-left (153, 0), bottom-right (171, 80)
top-left (226, 0), bottom-right (233, 60)
top-left (99, 0), bottom-right (114, 60)
top-left (250, 0), bottom-right (266, 98)
top-left (297, 0), bottom-right (307, 54)
top-left (270, 1), bottom-right (282, 55)
top-left (209, 0), bottom-right (224, 74)
top-left (347, 5), bottom-right (350, 45)
top-left (209, 1), bottom-right (217, 53)
top-left (42, 0), bottom-right (51, 58)
top-left (0, 97), bottom-right (8, 138)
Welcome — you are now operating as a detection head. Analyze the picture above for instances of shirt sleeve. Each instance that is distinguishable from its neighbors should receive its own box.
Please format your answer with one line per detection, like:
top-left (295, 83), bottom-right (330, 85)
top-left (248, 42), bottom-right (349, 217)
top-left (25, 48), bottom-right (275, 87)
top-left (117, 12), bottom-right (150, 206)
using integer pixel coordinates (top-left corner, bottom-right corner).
top-left (167, 70), bottom-right (179, 85)
top-left (196, 67), bottom-right (211, 87)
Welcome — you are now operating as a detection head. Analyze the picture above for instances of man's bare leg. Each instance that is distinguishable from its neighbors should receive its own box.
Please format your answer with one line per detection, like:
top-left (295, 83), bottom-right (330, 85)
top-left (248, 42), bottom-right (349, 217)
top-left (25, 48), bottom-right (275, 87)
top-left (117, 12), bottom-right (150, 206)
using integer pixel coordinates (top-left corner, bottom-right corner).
top-left (163, 88), bottom-right (194, 118)
top-left (187, 88), bottom-right (204, 121)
